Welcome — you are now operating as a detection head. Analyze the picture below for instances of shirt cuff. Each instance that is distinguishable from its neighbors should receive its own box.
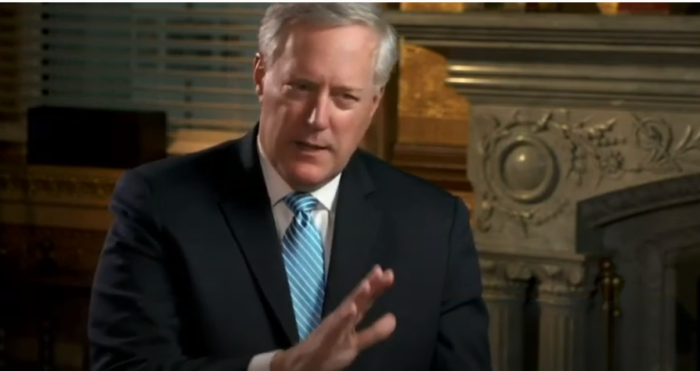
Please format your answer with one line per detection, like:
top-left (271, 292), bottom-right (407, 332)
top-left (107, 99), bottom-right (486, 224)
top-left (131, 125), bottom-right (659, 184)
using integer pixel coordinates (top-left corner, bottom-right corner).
top-left (247, 350), bottom-right (280, 371)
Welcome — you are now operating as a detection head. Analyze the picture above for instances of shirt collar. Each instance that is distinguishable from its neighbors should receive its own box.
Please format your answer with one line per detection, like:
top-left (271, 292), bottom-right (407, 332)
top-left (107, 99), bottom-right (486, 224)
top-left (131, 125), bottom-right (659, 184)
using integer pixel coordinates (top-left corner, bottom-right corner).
top-left (257, 135), bottom-right (341, 211)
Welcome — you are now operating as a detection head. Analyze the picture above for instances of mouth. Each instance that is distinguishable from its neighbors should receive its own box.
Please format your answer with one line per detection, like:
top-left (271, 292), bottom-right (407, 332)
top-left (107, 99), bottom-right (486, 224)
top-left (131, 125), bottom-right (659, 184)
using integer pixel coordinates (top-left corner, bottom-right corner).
top-left (294, 141), bottom-right (329, 152)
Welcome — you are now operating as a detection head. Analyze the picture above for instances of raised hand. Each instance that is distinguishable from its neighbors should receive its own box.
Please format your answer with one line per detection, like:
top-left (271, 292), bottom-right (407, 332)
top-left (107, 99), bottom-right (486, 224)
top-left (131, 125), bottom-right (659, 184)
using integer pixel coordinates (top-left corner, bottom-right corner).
top-left (271, 265), bottom-right (396, 371)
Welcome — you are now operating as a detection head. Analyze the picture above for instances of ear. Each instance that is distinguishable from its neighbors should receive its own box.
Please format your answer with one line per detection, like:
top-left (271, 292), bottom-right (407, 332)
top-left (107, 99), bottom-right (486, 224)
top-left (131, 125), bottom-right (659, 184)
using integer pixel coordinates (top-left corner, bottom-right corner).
top-left (253, 53), bottom-right (266, 100)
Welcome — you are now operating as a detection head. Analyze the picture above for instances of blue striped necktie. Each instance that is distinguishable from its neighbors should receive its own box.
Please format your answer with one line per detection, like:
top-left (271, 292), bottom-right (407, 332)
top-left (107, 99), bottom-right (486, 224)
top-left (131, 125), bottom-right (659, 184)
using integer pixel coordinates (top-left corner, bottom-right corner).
top-left (282, 192), bottom-right (326, 341)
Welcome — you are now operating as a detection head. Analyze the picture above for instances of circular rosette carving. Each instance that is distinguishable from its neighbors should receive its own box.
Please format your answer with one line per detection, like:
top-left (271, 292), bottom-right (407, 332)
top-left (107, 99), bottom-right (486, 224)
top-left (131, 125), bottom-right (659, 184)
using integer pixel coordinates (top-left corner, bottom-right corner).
top-left (493, 135), bottom-right (558, 204)
top-left (474, 110), bottom-right (583, 235)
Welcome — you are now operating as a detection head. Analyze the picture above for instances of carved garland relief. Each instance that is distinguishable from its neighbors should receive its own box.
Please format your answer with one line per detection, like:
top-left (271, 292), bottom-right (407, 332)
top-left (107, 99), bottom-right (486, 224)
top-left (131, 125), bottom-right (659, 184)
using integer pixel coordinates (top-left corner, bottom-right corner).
top-left (474, 109), bottom-right (700, 236)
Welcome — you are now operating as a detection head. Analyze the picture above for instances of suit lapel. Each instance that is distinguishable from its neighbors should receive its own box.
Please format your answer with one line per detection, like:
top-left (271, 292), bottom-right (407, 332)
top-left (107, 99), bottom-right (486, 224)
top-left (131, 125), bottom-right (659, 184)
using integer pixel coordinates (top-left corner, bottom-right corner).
top-left (323, 153), bottom-right (383, 316)
top-left (216, 128), bottom-right (298, 345)
top-left (211, 129), bottom-right (384, 342)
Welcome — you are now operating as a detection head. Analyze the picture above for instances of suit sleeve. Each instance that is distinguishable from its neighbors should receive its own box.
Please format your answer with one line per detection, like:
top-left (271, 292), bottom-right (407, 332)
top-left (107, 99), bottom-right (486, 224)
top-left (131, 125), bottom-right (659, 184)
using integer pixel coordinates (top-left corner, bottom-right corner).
top-left (431, 197), bottom-right (493, 371)
top-left (88, 169), bottom-right (254, 371)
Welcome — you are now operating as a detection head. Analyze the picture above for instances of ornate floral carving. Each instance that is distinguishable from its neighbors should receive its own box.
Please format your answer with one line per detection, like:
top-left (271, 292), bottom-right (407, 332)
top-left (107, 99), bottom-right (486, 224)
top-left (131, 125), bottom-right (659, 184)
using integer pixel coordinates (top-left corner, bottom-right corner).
top-left (632, 114), bottom-right (700, 173)
top-left (474, 109), bottom-right (700, 236)
top-left (475, 109), bottom-right (623, 235)
top-left (557, 112), bottom-right (626, 186)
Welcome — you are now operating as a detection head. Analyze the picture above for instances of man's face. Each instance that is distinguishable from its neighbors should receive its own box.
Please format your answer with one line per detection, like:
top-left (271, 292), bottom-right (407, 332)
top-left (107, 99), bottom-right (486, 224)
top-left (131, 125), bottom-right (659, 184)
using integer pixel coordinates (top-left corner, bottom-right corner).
top-left (254, 23), bottom-right (383, 191)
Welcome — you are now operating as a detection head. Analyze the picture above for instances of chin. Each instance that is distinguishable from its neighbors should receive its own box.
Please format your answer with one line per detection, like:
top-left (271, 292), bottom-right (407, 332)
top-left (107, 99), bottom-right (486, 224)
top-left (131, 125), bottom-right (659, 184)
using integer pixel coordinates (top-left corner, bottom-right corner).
top-left (285, 162), bottom-right (333, 191)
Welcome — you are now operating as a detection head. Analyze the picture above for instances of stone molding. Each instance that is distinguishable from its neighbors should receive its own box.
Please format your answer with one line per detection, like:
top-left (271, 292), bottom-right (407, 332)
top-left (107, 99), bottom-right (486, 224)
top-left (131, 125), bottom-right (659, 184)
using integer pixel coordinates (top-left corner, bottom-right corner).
top-left (480, 249), bottom-right (596, 298)
top-left (387, 11), bottom-right (700, 109)
top-left (579, 172), bottom-right (700, 228)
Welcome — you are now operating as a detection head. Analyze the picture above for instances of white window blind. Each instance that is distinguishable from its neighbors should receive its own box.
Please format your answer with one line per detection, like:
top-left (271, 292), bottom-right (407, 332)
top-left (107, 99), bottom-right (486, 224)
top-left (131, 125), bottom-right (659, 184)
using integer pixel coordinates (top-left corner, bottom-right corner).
top-left (13, 3), bottom-right (270, 152)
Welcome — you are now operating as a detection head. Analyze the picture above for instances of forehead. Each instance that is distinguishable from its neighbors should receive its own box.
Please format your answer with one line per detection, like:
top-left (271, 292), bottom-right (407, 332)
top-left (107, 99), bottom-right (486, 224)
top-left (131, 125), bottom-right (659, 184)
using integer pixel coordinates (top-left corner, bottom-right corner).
top-left (275, 23), bottom-right (378, 86)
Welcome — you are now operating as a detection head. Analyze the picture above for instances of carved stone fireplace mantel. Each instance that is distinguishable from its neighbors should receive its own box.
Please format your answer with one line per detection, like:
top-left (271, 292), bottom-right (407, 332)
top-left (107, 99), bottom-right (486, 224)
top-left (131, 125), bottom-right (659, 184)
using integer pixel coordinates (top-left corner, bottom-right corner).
top-left (388, 11), bottom-right (700, 371)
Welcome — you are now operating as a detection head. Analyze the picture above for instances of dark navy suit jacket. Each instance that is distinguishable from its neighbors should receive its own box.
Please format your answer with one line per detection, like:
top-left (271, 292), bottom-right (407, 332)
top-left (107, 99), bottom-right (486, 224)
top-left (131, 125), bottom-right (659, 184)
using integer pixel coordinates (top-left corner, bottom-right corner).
top-left (88, 127), bottom-right (492, 371)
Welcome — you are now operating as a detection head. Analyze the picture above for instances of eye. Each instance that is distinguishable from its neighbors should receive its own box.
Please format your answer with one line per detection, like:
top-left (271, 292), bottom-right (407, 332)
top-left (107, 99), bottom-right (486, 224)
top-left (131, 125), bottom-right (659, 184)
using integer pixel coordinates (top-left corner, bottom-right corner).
top-left (342, 93), bottom-right (359, 101)
top-left (291, 82), bottom-right (311, 91)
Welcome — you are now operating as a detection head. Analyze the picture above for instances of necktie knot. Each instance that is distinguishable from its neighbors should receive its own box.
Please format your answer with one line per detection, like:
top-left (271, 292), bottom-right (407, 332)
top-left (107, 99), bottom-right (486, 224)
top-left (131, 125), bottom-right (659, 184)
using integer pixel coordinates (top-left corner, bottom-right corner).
top-left (284, 192), bottom-right (318, 214)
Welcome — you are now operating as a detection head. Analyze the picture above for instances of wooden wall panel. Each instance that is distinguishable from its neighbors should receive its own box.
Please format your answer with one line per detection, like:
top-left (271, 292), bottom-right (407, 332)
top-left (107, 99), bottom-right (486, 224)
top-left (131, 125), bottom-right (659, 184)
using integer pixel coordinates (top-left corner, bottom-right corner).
top-left (375, 3), bottom-right (474, 207)
top-left (0, 164), bottom-right (120, 371)
top-left (397, 43), bottom-right (470, 147)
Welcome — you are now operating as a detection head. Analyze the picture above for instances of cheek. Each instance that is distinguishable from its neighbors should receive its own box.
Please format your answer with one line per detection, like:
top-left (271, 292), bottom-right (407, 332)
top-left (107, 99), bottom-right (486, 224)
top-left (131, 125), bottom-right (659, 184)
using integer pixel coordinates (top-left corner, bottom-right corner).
top-left (331, 110), bottom-right (372, 145)
top-left (283, 99), bottom-right (308, 117)
top-left (263, 91), bottom-right (299, 124)
top-left (276, 103), bottom-right (309, 136)
top-left (272, 102), bottom-right (310, 142)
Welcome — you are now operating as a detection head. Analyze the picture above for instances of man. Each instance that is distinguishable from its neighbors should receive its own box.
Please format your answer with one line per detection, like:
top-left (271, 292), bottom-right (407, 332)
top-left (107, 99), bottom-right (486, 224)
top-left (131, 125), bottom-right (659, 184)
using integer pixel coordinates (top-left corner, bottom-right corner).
top-left (88, 3), bottom-right (491, 371)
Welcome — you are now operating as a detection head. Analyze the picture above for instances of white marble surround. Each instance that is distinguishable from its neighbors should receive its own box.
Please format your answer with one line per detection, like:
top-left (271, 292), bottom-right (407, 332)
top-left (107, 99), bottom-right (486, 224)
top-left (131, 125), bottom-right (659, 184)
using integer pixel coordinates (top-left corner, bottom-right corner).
top-left (388, 11), bottom-right (700, 371)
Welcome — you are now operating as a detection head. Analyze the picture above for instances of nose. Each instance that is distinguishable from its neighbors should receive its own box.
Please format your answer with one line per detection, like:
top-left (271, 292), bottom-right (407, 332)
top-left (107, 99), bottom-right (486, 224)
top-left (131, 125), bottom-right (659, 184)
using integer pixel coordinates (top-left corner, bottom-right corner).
top-left (307, 94), bottom-right (330, 130)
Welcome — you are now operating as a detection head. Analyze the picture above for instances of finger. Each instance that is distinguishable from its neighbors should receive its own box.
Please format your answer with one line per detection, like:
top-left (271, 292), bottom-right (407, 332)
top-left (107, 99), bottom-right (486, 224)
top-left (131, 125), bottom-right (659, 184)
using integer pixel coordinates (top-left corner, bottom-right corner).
top-left (356, 268), bottom-right (394, 318)
top-left (355, 313), bottom-right (397, 351)
top-left (369, 268), bottom-right (394, 297)
top-left (355, 269), bottom-right (394, 323)
top-left (320, 269), bottom-right (377, 339)
top-left (336, 266), bottom-right (381, 315)
top-left (351, 265), bottom-right (382, 300)
top-left (374, 268), bottom-right (394, 297)
top-left (327, 266), bottom-right (394, 333)
top-left (356, 266), bottom-right (392, 303)
top-left (315, 267), bottom-right (393, 346)
top-left (321, 300), bottom-right (358, 344)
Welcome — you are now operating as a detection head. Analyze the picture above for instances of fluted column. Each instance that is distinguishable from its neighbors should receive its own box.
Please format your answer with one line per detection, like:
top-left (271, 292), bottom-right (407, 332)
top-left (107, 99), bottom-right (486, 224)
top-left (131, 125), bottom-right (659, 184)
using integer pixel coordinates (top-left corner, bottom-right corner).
top-left (535, 260), bottom-right (594, 371)
top-left (481, 258), bottom-right (529, 371)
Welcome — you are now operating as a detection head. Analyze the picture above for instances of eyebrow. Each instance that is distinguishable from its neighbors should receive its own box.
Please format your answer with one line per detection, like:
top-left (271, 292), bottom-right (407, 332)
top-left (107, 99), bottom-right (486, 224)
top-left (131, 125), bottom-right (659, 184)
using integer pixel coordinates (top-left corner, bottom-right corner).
top-left (290, 77), bottom-right (318, 87)
top-left (291, 77), bottom-right (363, 94)
top-left (332, 86), bottom-right (363, 96)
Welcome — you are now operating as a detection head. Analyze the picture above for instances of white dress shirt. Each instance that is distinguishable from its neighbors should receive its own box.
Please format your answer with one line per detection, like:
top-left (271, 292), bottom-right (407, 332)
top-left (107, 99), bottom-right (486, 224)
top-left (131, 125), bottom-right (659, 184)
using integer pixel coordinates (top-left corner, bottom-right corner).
top-left (248, 136), bottom-right (342, 371)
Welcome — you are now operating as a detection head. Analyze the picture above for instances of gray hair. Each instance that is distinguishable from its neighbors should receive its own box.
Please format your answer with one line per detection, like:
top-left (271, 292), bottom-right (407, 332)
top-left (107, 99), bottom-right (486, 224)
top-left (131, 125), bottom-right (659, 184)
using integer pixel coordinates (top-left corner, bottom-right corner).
top-left (258, 3), bottom-right (398, 87)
